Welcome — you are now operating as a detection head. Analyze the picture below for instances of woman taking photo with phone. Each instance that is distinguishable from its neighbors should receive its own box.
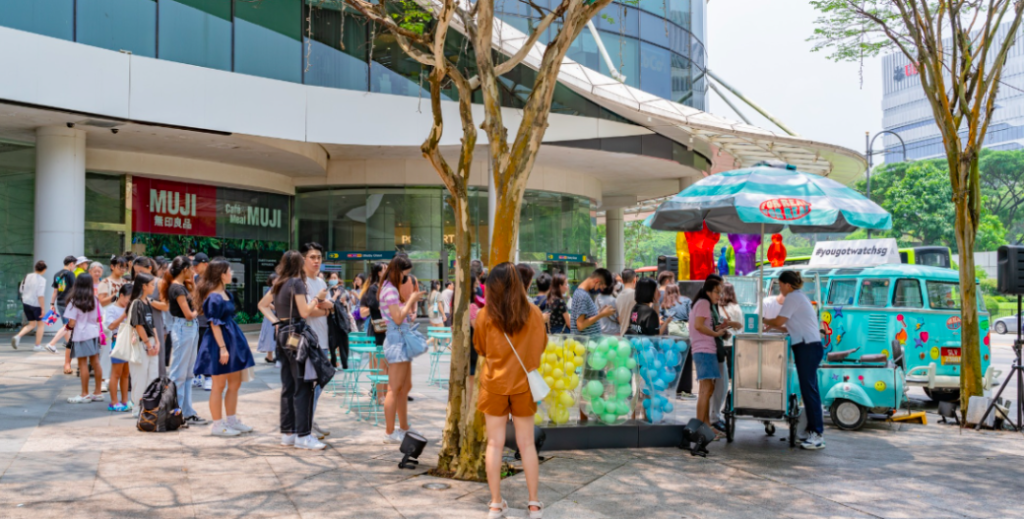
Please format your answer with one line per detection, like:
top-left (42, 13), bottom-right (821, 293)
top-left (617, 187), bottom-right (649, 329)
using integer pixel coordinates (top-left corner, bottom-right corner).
top-left (688, 275), bottom-right (740, 439)
top-left (379, 255), bottom-right (423, 444)
top-left (474, 262), bottom-right (546, 518)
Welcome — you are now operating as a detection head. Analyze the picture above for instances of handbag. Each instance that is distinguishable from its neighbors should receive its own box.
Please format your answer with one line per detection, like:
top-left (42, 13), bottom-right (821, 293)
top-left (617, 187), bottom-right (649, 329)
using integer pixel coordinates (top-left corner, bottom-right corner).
top-left (371, 317), bottom-right (388, 334)
top-left (399, 322), bottom-right (428, 359)
top-left (112, 301), bottom-right (143, 364)
top-left (503, 332), bottom-right (550, 402)
top-left (711, 306), bottom-right (727, 364)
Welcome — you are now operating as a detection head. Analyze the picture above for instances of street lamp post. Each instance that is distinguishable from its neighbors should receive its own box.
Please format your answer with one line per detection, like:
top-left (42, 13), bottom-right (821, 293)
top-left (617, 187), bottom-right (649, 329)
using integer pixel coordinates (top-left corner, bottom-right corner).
top-left (865, 130), bottom-right (908, 238)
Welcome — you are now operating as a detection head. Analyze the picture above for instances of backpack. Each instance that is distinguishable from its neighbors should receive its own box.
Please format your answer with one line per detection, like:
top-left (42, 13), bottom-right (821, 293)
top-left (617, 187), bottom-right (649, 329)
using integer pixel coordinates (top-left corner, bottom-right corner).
top-left (136, 376), bottom-right (184, 433)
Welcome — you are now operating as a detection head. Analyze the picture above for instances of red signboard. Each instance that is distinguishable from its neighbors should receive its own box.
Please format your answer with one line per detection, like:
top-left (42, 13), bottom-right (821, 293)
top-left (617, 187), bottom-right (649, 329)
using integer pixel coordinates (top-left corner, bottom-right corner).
top-left (940, 347), bottom-right (961, 365)
top-left (132, 177), bottom-right (217, 236)
top-left (759, 198), bottom-right (811, 221)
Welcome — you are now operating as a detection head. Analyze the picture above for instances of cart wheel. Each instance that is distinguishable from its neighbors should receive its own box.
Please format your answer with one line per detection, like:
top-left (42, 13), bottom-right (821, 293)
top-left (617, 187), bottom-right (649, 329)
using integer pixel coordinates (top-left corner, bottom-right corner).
top-left (829, 399), bottom-right (867, 431)
top-left (764, 422), bottom-right (776, 436)
top-left (725, 413), bottom-right (735, 443)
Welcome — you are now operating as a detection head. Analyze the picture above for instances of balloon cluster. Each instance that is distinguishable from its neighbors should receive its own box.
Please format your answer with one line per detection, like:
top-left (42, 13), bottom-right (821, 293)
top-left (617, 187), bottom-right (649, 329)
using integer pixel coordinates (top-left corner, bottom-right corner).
top-left (632, 336), bottom-right (688, 423)
top-left (581, 336), bottom-right (638, 425)
top-left (536, 336), bottom-right (585, 426)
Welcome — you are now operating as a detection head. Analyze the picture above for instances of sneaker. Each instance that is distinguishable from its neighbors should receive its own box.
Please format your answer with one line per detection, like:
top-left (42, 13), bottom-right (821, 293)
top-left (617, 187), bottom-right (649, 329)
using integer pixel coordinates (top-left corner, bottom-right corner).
top-left (227, 417), bottom-right (253, 433)
top-left (11, 336), bottom-right (19, 349)
top-left (203, 377), bottom-right (212, 391)
top-left (101, 381), bottom-right (109, 393)
top-left (45, 343), bottom-right (58, 354)
top-left (400, 427), bottom-right (421, 439)
top-left (33, 345), bottom-right (46, 352)
top-left (114, 403), bottom-right (129, 413)
top-left (383, 430), bottom-right (405, 444)
top-left (185, 415), bottom-right (210, 426)
top-left (107, 403), bottom-right (119, 411)
top-left (801, 432), bottom-right (825, 450)
top-left (281, 434), bottom-right (297, 446)
top-left (312, 422), bottom-right (330, 438)
top-left (67, 395), bottom-right (92, 404)
top-left (124, 401), bottom-right (134, 412)
top-left (676, 392), bottom-right (697, 400)
top-left (192, 376), bottom-right (203, 388)
top-left (210, 422), bottom-right (241, 437)
top-left (295, 434), bottom-right (326, 450)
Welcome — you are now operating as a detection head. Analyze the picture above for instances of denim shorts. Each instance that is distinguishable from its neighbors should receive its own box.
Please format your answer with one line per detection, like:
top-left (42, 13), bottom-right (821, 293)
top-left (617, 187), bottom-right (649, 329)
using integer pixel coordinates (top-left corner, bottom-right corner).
top-left (694, 352), bottom-right (721, 381)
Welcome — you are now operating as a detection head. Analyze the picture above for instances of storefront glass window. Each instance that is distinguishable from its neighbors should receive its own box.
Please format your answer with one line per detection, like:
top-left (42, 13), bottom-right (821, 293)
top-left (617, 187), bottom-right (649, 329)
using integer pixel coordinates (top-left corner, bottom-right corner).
top-left (85, 173), bottom-right (125, 224)
top-left (304, 3), bottom-right (370, 91)
top-left (158, 0), bottom-right (232, 71)
top-left (638, 0), bottom-right (665, 17)
top-left (0, 145), bottom-right (35, 328)
top-left (234, 0), bottom-right (302, 83)
top-left (0, 0), bottom-right (74, 41)
top-left (640, 42), bottom-right (672, 100)
top-left (76, 0), bottom-right (156, 57)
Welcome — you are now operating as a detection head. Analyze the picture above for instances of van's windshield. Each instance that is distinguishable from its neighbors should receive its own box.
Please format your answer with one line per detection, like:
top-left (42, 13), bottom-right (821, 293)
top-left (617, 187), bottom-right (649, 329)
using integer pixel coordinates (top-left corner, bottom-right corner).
top-left (926, 281), bottom-right (961, 310)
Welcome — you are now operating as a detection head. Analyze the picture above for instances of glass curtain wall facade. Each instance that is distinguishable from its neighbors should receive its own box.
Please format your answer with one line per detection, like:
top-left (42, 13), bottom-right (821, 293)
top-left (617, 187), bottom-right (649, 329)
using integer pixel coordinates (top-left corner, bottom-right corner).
top-left (496, 0), bottom-right (708, 109)
top-left (297, 186), bottom-right (592, 284)
top-left (1, 0), bottom-right (705, 108)
top-left (0, 143), bottom-right (35, 329)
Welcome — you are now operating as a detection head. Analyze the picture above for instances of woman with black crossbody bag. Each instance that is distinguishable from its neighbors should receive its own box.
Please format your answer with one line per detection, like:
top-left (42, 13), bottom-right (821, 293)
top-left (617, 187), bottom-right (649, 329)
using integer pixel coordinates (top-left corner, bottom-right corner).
top-left (269, 251), bottom-right (329, 451)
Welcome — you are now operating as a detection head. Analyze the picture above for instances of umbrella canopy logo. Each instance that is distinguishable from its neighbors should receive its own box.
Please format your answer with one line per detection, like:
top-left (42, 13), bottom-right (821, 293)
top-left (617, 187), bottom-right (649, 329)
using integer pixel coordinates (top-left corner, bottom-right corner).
top-left (759, 198), bottom-right (812, 221)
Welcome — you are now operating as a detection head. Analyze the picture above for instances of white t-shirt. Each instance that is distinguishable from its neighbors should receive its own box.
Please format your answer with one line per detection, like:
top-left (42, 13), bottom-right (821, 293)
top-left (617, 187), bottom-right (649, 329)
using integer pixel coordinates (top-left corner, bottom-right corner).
top-left (762, 295), bottom-right (784, 319)
top-left (778, 290), bottom-right (820, 345)
top-left (305, 276), bottom-right (330, 350)
top-left (440, 288), bottom-right (453, 315)
top-left (21, 273), bottom-right (46, 306)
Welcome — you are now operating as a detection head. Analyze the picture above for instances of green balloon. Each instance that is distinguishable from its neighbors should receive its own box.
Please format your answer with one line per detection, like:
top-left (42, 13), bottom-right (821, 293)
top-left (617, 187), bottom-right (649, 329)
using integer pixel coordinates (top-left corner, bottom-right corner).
top-left (596, 341), bottom-right (610, 354)
top-left (612, 366), bottom-right (632, 385)
top-left (616, 384), bottom-right (632, 399)
top-left (626, 358), bottom-right (638, 369)
top-left (615, 400), bottom-right (631, 415)
top-left (601, 413), bottom-right (618, 424)
top-left (612, 356), bottom-right (627, 369)
top-left (586, 380), bottom-right (604, 398)
top-left (588, 355), bottom-right (608, 370)
top-left (591, 398), bottom-right (607, 414)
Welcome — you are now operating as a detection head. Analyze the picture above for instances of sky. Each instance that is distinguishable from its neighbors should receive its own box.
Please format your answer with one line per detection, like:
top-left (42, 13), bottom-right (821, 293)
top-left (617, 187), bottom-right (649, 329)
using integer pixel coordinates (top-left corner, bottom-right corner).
top-left (706, 0), bottom-right (884, 156)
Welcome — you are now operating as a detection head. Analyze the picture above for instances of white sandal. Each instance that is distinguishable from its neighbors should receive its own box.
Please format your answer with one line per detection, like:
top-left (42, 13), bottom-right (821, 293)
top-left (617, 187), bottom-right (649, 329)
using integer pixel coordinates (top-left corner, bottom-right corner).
top-left (487, 499), bottom-right (508, 518)
top-left (528, 501), bottom-right (544, 519)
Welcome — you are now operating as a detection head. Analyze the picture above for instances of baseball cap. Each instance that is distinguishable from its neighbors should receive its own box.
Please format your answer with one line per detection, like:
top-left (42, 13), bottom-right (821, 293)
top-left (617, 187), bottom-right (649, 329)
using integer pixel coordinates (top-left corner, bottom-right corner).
top-left (192, 253), bottom-right (210, 264)
top-left (75, 256), bottom-right (90, 265)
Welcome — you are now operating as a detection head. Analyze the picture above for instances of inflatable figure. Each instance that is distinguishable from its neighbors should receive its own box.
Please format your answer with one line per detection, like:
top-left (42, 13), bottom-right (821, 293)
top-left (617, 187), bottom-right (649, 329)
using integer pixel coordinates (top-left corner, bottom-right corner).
top-left (767, 234), bottom-right (787, 267)
top-left (685, 222), bottom-right (720, 281)
top-left (728, 233), bottom-right (760, 276)
top-left (675, 232), bottom-right (690, 281)
top-left (717, 246), bottom-right (730, 275)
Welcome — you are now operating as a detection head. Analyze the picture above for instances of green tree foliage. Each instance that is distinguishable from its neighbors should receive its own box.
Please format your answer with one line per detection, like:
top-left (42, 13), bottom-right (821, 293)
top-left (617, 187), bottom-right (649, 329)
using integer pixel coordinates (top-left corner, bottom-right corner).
top-left (856, 159), bottom-right (1007, 252)
top-left (979, 149), bottom-right (1024, 244)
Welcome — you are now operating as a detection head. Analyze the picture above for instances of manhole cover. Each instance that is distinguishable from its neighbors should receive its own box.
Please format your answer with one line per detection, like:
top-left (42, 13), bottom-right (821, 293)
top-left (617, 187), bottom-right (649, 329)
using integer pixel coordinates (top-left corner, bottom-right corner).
top-left (423, 482), bottom-right (451, 490)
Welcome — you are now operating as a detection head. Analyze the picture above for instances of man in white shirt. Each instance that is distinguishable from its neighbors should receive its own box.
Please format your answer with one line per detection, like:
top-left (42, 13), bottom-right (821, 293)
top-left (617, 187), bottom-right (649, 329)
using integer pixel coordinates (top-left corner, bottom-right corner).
top-left (12, 261), bottom-right (48, 350)
top-left (762, 293), bottom-right (785, 320)
top-left (301, 242), bottom-right (334, 441)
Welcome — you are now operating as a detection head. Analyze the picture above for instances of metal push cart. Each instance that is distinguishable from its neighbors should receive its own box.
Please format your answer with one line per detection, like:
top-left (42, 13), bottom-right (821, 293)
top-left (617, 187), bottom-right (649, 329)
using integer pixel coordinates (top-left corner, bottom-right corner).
top-left (722, 273), bottom-right (822, 447)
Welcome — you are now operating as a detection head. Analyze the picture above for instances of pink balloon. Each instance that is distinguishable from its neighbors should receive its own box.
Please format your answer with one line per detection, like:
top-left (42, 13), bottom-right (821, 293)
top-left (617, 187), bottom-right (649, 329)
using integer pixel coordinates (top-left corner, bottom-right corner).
top-left (920, 332), bottom-right (928, 343)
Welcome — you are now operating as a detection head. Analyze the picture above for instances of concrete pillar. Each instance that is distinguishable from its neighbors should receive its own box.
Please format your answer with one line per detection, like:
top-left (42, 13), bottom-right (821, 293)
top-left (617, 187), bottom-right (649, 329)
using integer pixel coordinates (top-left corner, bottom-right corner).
top-left (606, 207), bottom-right (625, 274)
top-left (34, 126), bottom-right (86, 308)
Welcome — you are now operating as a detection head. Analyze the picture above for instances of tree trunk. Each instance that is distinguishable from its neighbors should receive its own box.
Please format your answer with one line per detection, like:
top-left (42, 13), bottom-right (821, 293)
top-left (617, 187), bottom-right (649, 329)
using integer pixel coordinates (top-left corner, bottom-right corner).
top-left (951, 155), bottom-right (984, 415)
top-left (435, 194), bottom-right (487, 481)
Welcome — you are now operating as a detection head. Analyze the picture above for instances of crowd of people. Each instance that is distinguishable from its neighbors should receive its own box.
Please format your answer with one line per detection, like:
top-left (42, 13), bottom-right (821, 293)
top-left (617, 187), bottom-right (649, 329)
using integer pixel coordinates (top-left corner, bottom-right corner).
top-left (11, 248), bottom-right (826, 516)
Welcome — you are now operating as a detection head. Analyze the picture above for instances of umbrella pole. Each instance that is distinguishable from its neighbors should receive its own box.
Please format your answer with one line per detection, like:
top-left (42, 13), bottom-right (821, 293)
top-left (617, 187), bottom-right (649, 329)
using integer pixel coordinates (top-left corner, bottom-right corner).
top-left (758, 223), bottom-right (764, 337)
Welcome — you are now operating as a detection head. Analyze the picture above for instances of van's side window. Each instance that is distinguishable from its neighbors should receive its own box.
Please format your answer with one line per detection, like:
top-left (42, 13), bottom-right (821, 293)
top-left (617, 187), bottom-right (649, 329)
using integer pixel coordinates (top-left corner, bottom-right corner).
top-left (892, 279), bottom-right (923, 308)
top-left (827, 280), bottom-right (857, 305)
top-left (926, 281), bottom-right (961, 310)
top-left (858, 279), bottom-right (891, 307)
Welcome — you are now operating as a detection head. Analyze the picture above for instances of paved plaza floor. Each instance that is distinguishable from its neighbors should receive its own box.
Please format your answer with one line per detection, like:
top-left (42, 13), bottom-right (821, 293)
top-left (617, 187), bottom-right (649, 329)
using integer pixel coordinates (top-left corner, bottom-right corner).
top-left (0, 332), bottom-right (1021, 519)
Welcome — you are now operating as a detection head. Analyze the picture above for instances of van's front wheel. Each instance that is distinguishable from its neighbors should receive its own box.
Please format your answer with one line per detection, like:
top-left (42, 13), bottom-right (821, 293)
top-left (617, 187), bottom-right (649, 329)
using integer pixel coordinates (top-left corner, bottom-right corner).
top-left (829, 399), bottom-right (867, 431)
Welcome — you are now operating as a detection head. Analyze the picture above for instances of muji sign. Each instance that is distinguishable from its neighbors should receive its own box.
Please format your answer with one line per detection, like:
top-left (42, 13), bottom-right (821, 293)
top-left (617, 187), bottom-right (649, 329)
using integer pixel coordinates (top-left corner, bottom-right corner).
top-left (133, 177), bottom-right (217, 236)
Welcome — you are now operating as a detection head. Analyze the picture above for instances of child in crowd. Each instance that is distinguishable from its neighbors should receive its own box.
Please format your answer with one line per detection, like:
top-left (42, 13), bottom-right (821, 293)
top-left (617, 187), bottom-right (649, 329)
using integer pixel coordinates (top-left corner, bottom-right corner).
top-left (65, 274), bottom-right (104, 404)
top-left (104, 283), bottom-right (133, 412)
top-left (628, 278), bottom-right (670, 336)
top-left (128, 273), bottom-right (160, 416)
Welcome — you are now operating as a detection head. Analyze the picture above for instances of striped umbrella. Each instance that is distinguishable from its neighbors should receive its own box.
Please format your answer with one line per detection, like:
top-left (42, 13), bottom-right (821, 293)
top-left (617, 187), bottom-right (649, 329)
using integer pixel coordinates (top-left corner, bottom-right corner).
top-left (649, 165), bottom-right (891, 234)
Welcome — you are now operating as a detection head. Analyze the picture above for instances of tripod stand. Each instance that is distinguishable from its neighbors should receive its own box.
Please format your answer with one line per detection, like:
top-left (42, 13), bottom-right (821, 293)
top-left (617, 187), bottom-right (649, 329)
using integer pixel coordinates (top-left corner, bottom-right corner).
top-left (975, 295), bottom-right (1024, 432)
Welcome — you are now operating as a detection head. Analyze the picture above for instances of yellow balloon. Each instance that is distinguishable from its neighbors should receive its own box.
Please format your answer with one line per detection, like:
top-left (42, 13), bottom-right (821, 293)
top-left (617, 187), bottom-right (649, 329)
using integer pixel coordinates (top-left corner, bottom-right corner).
top-left (568, 374), bottom-right (580, 390)
top-left (544, 376), bottom-right (555, 387)
top-left (555, 408), bottom-right (570, 424)
top-left (552, 368), bottom-right (564, 379)
top-left (574, 343), bottom-right (586, 356)
top-left (534, 412), bottom-right (544, 425)
top-left (541, 363), bottom-right (553, 375)
top-left (572, 356), bottom-right (584, 367)
top-left (564, 361), bottom-right (575, 374)
top-left (554, 379), bottom-right (566, 390)
top-left (558, 392), bottom-right (575, 407)
top-left (545, 343), bottom-right (557, 353)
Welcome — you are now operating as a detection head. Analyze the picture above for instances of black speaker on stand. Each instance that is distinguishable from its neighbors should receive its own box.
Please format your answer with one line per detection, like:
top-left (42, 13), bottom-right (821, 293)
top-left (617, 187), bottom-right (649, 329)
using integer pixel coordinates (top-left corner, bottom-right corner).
top-left (977, 246), bottom-right (1024, 432)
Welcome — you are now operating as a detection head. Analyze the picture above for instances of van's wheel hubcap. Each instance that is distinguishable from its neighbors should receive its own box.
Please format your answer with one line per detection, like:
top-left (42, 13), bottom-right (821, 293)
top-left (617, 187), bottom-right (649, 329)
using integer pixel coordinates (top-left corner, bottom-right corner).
top-left (836, 401), bottom-right (861, 426)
